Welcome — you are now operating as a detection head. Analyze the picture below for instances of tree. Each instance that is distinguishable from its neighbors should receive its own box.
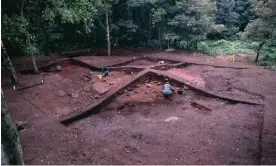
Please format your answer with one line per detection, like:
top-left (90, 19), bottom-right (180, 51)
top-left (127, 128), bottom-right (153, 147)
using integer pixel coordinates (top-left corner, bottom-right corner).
top-left (240, 0), bottom-right (276, 62)
top-left (2, 0), bottom-right (101, 57)
top-left (25, 36), bottom-right (40, 74)
top-left (152, 7), bottom-right (167, 49)
top-left (234, 0), bottom-right (255, 31)
top-left (95, 0), bottom-right (118, 56)
top-left (216, 0), bottom-right (239, 39)
top-left (1, 41), bottom-right (18, 84)
top-left (162, 32), bottom-right (180, 49)
top-left (111, 20), bottom-right (139, 46)
top-left (169, 0), bottom-right (217, 49)
top-left (1, 90), bottom-right (24, 165)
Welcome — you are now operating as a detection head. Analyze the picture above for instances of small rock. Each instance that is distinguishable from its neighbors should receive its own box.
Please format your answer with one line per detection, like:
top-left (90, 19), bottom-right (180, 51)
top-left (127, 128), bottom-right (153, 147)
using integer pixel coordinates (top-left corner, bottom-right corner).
top-left (69, 91), bottom-right (79, 98)
top-left (134, 91), bottom-right (138, 93)
top-left (16, 121), bottom-right (27, 131)
top-left (56, 65), bottom-right (62, 71)
top-left (124, 90), bottom-right (128, 92)
top-left (128, 88), bottom-right (133, 91)
top-left (89, 72), bottom-right (94, 75)
top-left (157, 82), bottom-right (161, 85)
top-left (94, 95), bottom-right (100, 99)
top-left (145, 91), bottom-right (149, 94)
top-left (146, 83), bottom-right (152, 88)
top-left (84, 86), bottom-right (90, 91)
top-left (192, 148), bottom-right (196, 153)
top-left (184, 86), bottom-right (190, 90)
top-left (57, 90), bottom-right (66, 97)
top-left (109, 82), bottom-right (114, 85)
top-left (124, 145), bottom-right (138, 153)
top-left (158, 61), bottom-right (164, 64)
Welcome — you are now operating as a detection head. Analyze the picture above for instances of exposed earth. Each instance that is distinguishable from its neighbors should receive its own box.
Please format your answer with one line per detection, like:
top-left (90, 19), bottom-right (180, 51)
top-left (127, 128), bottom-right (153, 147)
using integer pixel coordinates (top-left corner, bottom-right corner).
top-left (2, 48), bottom-right (276, 164)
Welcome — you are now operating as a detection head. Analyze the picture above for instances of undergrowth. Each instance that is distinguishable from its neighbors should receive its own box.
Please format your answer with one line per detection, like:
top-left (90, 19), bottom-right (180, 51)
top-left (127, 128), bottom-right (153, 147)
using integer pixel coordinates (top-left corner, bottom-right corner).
top-left (197, 40), bottom-right (276, 63)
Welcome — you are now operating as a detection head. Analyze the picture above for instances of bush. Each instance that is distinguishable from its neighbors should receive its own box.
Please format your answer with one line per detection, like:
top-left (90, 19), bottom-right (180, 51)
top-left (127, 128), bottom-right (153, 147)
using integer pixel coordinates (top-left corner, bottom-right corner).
top-left (263, 54), bottom-right (276, 62)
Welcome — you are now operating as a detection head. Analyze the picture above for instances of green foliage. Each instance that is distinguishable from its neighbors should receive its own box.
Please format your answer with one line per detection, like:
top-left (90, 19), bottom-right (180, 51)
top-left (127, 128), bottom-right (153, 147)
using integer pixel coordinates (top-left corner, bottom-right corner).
top-left (168, 0), bottom-right (217, 44)
top-left (263, 55), bottom-right (276, 63)
top-left (197, 40), bottom-right (256, 56)
top-left (216, 0), bottom-right (239, 39)
top-left (239, 0), bottom-right (276, 61)
top-left (2, 15), bottom-right (31, 55)
top-left (241, 0), bottom-right (276, 43)
top-left (112, 20), bottom-right (139, 42)
top-left (196, 40), bottom-right (276, 64)
top-left (163, 33), bottom-right (181, 42)
top-left (234, 0), bottom-right (255, 31)
top-left (1, 0), bottom-right (275, 59)
top-left (151, 8), bottom-right (166, 27)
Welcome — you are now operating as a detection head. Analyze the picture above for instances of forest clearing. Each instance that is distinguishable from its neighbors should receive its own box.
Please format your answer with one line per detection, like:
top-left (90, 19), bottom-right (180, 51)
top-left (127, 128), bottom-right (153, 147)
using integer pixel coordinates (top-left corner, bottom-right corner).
top-left (1, 0), bottom-right (276, 165)
top-left (2, 48), bottom-right (276, 164)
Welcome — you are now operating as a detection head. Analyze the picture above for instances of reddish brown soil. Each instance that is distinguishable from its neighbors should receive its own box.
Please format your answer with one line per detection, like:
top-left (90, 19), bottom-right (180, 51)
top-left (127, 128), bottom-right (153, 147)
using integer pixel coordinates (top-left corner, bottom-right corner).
top-left (2, 48), bottom-right (276, 164)
top-left (125, 59), bottom-right (176, 67)
top-left (180, 65), bottom-right (264, 103)
top-left (125, 59), bottom-right (158, 67)
top-left (18, 63), bottom-right (134, 118)
top-left (116, 80), bottom-right (183, 103)
top-left (69, 81), bottom-right (263, 164)
top-left (166, 68), bottom-right (206, 88)
top-left (74, 56), bottom-right (135, 68)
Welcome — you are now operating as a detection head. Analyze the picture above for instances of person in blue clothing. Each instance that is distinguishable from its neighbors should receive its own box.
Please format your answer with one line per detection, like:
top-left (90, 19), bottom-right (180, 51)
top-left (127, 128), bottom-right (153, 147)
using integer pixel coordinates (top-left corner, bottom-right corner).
top-left (102, 67), bottom-right (109, 77)
top-left (162, 82), bottom-right (175, 97)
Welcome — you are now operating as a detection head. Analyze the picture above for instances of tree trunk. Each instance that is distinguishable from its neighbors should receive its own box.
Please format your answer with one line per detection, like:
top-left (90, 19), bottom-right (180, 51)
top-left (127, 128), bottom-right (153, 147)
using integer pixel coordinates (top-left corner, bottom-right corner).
top-left (255, 42), bottom-right (265, 62)
top-left (194, 41), bottom-right (198, 49)
top-left (167, 41), bottom-right (170, 49)
top-left (43, 28), bottom-right (54, 62)
top-left (31, 54), bottom-right (39, 74)
top-left (1, 90), bottom-right (24, 165)
top-left (49, 49), bottom-right (55, 62)
top-left (158, 28), bottom-right (162, 50)
top-left (20, 0), bottom-right (25, 17)
top-left (1, 41), bottom-right (18, 84)
top-left (106, 11), bottom-right (111, 56)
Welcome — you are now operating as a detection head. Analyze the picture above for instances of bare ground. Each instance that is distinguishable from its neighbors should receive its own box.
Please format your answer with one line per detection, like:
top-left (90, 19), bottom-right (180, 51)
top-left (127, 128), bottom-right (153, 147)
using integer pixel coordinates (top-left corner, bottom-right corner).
top-left (17, 63), bottom-right (135, 118)
top-left (2, 48), bottom-right (276, 164)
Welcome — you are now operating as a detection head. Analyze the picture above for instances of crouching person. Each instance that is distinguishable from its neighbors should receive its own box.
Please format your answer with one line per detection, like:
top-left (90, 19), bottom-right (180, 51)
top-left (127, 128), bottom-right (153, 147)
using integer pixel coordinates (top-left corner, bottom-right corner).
top-left (162, 82), bottom-right (175, 98)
